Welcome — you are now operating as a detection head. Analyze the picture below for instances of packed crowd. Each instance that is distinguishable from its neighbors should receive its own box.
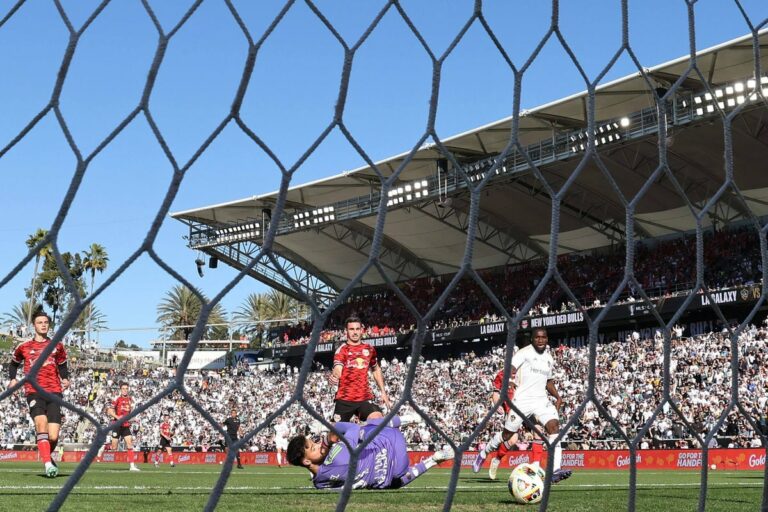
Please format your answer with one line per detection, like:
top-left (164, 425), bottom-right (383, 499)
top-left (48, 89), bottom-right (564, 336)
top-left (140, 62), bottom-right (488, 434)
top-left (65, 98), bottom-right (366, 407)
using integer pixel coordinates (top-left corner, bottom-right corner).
top-left (276, 227), bottom-right (761, 346)
top-left (1, 326), bottom-right (766, 452)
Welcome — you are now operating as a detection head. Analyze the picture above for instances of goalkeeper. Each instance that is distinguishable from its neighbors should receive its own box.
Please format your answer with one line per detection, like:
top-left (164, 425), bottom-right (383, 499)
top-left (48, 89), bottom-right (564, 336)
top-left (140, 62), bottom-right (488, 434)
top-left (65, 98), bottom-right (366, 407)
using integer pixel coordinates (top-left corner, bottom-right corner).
top-left (287, 415), bottom-right (453, 490)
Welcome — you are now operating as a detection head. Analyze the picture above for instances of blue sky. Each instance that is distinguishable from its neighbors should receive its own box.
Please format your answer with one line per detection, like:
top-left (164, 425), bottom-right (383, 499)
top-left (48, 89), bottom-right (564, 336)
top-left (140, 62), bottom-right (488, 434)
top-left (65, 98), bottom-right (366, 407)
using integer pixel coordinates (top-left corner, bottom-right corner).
top-left (0, 0), bottom-right (765, 348)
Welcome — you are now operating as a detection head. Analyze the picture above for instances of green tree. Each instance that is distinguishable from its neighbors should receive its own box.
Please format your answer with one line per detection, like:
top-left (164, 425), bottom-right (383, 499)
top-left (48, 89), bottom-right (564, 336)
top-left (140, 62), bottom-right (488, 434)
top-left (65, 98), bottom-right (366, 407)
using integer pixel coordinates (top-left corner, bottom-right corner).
top-left (38, 252), bottom-right (86, 327)
top-left (232, 292), bottom-right (269, 341)
top-left (2, 301), bottom-right (41, 332)
top-left (75, 304), bottom-right (107, 334)
top-left (82, 243), bottom-right (109, 343)
top-left (25, 228), bottom-right (51, 326)
top-left (156, 285), bottom-right (227, 340)
top-left (264, 289), bottom-right (309, 322)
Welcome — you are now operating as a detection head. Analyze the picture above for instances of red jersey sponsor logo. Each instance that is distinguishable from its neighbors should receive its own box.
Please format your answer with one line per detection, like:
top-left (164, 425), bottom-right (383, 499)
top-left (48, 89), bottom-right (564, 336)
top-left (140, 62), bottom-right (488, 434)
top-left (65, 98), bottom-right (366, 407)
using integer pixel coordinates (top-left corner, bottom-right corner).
top-left (333, 343), bottom-right (377, 402)
top-left (12, 340), bottom-right (67, 396)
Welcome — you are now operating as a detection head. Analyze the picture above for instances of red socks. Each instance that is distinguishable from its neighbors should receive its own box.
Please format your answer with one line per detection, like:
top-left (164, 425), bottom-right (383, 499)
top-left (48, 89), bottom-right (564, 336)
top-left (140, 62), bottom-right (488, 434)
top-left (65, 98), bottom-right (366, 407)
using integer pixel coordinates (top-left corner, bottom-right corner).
top-left (531, 440), bottom-right (544, 465)
top-left (497, 442), bottom-right (510, 459)
top-left (36, 433), bottom-right (52, 463)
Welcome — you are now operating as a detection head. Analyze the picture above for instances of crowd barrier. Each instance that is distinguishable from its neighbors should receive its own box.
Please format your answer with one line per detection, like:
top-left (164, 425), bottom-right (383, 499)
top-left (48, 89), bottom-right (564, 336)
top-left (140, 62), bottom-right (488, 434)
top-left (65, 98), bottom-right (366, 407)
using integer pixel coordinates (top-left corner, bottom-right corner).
top-left (1, 448), bottom-right (765, 470)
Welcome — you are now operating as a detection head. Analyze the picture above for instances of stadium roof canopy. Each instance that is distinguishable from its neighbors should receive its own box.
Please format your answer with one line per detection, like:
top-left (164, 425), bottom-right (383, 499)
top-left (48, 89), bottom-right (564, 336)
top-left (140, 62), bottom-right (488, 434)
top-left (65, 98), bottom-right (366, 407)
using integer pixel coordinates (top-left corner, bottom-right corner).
top-left (173, 30), bottom-right (768, 304)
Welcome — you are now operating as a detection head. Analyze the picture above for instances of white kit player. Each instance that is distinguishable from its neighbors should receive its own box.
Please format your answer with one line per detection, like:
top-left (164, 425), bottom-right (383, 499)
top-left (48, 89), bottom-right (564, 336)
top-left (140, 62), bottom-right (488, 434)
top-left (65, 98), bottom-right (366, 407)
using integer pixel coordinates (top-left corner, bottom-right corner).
top-left (472, 328), bottom-right (572, 483)
top-left (274, 417), bottom-right (290, 467)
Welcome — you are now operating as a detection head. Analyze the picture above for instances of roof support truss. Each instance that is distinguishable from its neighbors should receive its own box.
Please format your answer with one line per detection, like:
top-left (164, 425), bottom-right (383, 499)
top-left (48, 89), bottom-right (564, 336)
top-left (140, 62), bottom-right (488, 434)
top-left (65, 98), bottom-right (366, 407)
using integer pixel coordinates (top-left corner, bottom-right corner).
top-left (416, 199), bottom-right (546, 264)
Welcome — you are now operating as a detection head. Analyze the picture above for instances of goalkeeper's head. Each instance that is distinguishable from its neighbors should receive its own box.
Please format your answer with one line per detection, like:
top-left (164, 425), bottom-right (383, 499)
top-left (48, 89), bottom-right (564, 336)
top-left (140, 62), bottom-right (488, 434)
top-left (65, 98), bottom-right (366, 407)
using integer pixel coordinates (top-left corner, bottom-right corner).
top-left (287, 435), bottom-right (325, 472)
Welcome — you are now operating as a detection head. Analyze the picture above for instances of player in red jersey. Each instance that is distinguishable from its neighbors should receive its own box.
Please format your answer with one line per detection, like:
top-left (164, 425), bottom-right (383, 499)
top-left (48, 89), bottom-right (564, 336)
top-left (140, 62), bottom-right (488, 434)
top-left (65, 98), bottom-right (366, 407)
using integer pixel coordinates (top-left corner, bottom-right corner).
top-left (108, 382), bottom-right (140, 471)
top-left (155, 414), bottom-right (175, 467)
top-left (329, 315), bottom-right (391, 422)
top-left (7, 311), bottom-right (69, 478)
top-left (487, 368), bottom-right (516, 480)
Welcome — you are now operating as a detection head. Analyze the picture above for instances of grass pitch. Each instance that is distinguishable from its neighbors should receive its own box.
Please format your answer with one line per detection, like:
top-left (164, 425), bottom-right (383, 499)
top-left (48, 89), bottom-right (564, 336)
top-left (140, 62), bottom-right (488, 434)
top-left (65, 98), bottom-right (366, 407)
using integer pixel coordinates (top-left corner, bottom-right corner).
top-left (0, 462), bottom-right (762, 511)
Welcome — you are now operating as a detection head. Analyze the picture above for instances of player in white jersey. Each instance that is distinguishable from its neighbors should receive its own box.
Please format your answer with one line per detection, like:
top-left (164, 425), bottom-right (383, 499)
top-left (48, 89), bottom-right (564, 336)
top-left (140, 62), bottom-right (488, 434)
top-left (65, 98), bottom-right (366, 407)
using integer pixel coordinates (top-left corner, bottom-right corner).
top-left (472, 328), bottom-right (571, 483)
top-left (274, 418), bottom-right (290, 467)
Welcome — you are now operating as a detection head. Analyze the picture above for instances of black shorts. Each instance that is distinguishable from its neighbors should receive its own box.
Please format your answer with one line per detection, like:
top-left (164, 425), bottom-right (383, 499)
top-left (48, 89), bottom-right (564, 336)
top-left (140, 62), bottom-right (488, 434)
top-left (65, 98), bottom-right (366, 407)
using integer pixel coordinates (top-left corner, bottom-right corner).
top-left (333, 399), bottom-right (382, 422)
top-left (159, 437), bottom-right (171, 449)
top-left (111, 426), bottom-right (132, 440)
top-left (26, 393), bottom-right (63, 424)
top-left (225, 436), bottom-right (239, 448)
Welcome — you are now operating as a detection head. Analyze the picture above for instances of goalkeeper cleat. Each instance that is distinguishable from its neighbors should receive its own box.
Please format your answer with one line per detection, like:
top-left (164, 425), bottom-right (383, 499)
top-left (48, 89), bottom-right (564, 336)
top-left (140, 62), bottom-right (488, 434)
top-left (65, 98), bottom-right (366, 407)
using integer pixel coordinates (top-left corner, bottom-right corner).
top-left (472, 451), bottom-right (486, 473)
top-left (432, 446), bottom-right (455, 464)
top-left (45, 462), bottom-right (58, 478)
top-left (488, 457), bottom-right (501, 480)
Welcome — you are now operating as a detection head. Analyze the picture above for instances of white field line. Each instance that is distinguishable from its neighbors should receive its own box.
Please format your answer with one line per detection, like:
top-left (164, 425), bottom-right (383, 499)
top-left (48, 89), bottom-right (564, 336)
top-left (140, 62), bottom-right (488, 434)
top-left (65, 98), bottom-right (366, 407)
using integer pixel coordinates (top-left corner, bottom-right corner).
top-left (0, 482), bottom-right (763, 492)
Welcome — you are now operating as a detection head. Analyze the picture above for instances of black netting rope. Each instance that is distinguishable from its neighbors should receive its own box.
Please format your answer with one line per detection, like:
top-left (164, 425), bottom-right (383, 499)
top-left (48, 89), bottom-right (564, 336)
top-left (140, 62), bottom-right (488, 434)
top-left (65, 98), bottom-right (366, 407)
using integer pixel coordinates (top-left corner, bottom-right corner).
top-left (0, 0), bottom-right (766, 511)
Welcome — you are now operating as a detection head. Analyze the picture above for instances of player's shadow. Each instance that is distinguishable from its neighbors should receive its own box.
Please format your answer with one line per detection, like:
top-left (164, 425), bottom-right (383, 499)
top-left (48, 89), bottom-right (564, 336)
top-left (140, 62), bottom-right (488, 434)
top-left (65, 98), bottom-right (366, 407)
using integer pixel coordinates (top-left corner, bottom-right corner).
top-left (463, 476), bottom-right (496, 483)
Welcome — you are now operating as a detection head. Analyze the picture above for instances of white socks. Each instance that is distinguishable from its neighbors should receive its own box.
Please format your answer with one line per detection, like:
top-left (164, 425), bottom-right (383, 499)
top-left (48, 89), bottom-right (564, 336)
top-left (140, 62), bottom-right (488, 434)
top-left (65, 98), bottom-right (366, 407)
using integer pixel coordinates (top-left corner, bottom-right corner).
top-left (548, 433), bottom-right (562, 471)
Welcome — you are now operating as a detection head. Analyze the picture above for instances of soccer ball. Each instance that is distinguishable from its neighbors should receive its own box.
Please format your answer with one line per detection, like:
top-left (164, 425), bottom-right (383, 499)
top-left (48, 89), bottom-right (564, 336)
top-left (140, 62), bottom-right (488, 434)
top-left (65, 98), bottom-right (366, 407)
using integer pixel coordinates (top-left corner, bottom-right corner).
top-left (508, 463), bottom-right (545, 504)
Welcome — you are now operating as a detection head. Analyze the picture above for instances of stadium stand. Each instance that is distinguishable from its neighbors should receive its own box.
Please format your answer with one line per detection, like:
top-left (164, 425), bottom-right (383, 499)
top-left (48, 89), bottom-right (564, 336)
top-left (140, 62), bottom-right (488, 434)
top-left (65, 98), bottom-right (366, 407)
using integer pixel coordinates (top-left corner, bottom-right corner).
top-left (3, 327), bottom-right (765, 452)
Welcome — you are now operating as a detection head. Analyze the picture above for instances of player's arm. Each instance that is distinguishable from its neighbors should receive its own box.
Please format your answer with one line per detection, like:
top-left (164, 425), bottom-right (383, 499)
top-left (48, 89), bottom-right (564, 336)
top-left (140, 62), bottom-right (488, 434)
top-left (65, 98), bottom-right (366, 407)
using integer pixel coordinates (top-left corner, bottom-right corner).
top-left (370, 364), bottom-right (391, 408)
top-left (330, 347), bottom-right (344, 386)
top-left (546, 379), bottom-right (563, 410)
top-left (491, 390), bottom-right (503, 414)
top-left (7, 345), bottom-right (23, 388)
top-left (326, 422), bottom-right (360, 449)
top-left (56, 344), bottom-right (70, 390)
top-left (107, 401), bottom-right (119, 421)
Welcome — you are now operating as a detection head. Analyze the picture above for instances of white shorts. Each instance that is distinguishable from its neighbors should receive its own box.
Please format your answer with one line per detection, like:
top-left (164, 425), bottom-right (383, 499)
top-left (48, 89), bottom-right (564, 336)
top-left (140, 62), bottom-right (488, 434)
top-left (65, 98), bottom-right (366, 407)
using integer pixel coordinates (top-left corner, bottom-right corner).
top-left (275, 437), bottom-right (288, 451)
top-left (504, 399), bottom-right (558, 432)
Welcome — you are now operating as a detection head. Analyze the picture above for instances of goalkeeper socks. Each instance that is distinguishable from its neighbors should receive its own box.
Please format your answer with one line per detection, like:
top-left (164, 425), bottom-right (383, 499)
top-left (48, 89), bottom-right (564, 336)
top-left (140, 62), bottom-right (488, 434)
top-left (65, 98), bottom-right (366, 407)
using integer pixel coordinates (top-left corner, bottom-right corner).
top-left (36, 433), bottom-right (52, 463)
top-left (398, 461), bottom-right (429, 487)
top-left (548, 434), bottom-right (562, 471)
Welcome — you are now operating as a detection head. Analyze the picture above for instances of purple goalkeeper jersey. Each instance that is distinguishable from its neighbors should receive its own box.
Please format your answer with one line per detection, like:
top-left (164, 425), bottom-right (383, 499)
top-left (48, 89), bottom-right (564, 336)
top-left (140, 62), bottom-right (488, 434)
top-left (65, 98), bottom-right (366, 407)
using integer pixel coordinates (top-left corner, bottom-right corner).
top-left (313, 422), bottom-right (409, 489)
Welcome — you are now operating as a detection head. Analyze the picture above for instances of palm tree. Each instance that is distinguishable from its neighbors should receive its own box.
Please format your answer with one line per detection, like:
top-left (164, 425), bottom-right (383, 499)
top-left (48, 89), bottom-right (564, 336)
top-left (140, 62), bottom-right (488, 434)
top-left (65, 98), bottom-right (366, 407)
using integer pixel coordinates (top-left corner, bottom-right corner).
top-left (2, 301), bottom-right (40, 335)
top-left (264, 289), bottom-right (309, 322)
top-left (82, 243), bottom-right (109, 344)
top-left (25, 228), bottom-right (51, 326)
top-left (232, 292), bottom-right (269, 338)
top-left (75, 304), bottom-right (108, 338)
top-left (156, 284), bottom-right (227, 340)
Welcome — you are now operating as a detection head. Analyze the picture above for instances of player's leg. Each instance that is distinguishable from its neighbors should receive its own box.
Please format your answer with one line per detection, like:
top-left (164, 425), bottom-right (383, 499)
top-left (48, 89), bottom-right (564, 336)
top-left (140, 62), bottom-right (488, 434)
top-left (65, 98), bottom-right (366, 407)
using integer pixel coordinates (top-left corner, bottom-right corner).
top-left (356, 400), bottom-right (383, 422)
top-left (46, 394), bottom-right (63, 460)
top-left (229, 438), bottom-right (243, 468)
top-left (48, 422), bottom-right (61, 466)
top-left (529, 427), bottom-right (545, 468)
top-left (32, 412), bottom-right (57, 477)
top-left (28, 395), bottom-right (57, 477)
top-left (473, 406), bottom-right (526, 473)
top-left (541, 415), bottom-right (571, 483)
top-left (392, 444), bottom-right (455, 488)
top-left (125, 435), bottom-right (139, 471)
top-left (166, 446), bottom-right (174, 467)
top-left (488, 432), bottom-right (517, 480)
top-left (332, 400), bottom-right (355, 423)
top-left (98, 437), bottom-right (109, 462)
